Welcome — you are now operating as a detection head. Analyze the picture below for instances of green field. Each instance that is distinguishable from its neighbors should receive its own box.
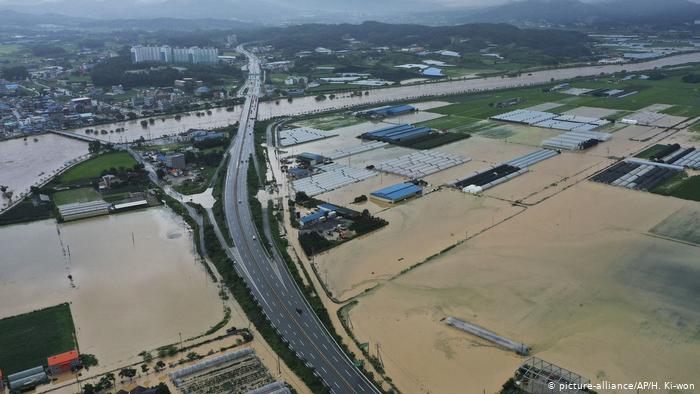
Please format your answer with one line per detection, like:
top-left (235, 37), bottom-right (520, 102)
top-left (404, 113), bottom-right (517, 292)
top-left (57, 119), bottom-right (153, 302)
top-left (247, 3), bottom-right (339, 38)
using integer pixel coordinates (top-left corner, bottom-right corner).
top-left (546, 72), bottom-right (700, 117)
top-left (0, 303), bottom-right (78, 374)
top-left (0, 44), bottom-right (20, 55)
top-left (53, 187), bottom-right (103, 205)
top-left (635, 144), bottom-right (670, 159)
top-left (425, 65), bottom-right (700, 122)
top-left (58, 151), bottom-right (137, 184)
top-left (430, 88), bottom-right (564, 120)
top-left (0, 198), bottom-right (53, 226)
top-left (291, 114), bottom-right (364, 131)
top-left (653, 173), bottom-right (700, 202)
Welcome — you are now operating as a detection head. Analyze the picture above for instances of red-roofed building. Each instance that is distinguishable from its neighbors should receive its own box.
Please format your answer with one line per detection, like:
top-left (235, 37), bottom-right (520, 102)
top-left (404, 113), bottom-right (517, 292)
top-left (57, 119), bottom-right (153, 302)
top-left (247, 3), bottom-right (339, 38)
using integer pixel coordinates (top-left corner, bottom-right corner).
top-left (47, 350), bottom-right (81, 375)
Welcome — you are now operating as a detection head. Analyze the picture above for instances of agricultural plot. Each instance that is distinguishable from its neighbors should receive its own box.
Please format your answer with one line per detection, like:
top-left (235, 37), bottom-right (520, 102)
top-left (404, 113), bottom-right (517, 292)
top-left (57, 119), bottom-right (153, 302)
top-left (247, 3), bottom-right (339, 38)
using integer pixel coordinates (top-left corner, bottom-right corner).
top-left (0, 303), bottom-right (78, 375)
top-left (651, 206), bottom-right (700, 245)
top-left (429, 87), bottom-right (567, 120)
top-left (374, 151), bottom-right (470, 178)
top-left (278, 127), bottom-right (338, 147)
top-left (58, 152), bottom-right (137, 184)
top-left (653, 173), bottom-right (700, 202)
top-left (547, 72), bottom-right (700, 117)
top-left (290, 114), bottom-right (364, 131)
top-left (292, 163), bottom-right (376, 197)
top-left (53, 187), bottom-right (103, 205)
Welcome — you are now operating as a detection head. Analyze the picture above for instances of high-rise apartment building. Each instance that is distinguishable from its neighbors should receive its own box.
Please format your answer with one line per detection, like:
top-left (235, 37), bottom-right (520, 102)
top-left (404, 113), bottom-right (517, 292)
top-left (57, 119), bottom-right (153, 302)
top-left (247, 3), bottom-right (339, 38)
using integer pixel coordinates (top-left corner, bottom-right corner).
top-left (130, 45), bottom-right (219, 65)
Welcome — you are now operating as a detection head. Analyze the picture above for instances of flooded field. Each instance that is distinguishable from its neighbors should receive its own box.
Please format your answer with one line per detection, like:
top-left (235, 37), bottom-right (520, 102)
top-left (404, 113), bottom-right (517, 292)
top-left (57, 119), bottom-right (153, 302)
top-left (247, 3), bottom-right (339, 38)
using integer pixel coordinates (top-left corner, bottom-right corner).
top-left (0, 207), bottom-right (224, 370)
top-left (0, 134), bottom-right (88, 210)
top-left (69, 106), bottom-right (244, 143)
top-left (347, 183), bottom-right (700, 394)
top-left (315, 189), bottom-right (523, 300)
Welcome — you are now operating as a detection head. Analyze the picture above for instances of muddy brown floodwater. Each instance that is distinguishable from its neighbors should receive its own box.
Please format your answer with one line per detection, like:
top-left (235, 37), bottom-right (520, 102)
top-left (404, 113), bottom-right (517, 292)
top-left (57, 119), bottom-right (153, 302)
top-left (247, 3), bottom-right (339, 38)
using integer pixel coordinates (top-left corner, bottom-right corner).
top-left (0, 134), bottom-right (88, 210)
top-left (0, 207), bottom-right (224, 370)
top-left (64, 52), bottom-right (700, 143)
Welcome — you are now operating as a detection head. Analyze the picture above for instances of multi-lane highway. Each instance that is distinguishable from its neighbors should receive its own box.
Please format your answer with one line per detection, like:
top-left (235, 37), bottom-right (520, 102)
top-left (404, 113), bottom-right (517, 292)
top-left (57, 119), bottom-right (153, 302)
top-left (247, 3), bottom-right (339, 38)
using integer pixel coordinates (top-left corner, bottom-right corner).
top-left (222, 46), bottom-right (379, 394)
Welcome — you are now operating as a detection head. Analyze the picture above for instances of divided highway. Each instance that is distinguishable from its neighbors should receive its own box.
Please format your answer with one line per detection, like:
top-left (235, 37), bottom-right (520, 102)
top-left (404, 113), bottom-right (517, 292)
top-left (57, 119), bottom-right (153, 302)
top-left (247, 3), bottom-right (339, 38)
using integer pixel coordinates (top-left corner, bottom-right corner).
top-left (223, 46), bottom-right (379, 394)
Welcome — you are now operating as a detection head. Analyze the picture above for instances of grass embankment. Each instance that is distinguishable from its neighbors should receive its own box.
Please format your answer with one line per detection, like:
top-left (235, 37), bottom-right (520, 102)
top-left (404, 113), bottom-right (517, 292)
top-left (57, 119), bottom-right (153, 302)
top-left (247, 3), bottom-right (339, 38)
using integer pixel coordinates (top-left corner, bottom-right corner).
top-left (0, 303), bottom-right (78, 374)
top-left (58, 151), bottom-right (137, 185)
top-left (0, 198), bottom-right (53, 226)
top-left (212, 156), bottom-right (233, 247)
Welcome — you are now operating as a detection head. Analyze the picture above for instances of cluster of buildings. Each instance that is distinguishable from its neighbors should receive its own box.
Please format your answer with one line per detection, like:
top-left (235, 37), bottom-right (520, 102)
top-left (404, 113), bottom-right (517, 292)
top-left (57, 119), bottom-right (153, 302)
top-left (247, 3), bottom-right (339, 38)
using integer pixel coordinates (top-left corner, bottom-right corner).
top-left (0, 88), bottom-right (98, 137)
top-left (130, 45), bottom-right (219, 65)
top-left (1, 350), bottom-right (81, 392)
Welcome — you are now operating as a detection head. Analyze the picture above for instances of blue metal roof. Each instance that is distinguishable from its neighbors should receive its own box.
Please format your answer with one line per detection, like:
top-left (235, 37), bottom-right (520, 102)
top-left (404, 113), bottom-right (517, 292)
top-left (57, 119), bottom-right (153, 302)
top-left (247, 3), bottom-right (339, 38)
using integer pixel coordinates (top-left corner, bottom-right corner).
top-left (371, 182), bottom-right (422, 201)
top-left (386, 105), bottom-right (415, 114)
top-left (422, 67), bottom-right (444, 77)
top-left (367, 124), bottom-right (413, 138)
top-left (363, 124), bottom-right (431, 143)
top-left (300, 210), bottom-right (325, 225)
top-left (318, 203), bottom-right (340, 212)
top-left (367, 105), bottom-right (415, 115)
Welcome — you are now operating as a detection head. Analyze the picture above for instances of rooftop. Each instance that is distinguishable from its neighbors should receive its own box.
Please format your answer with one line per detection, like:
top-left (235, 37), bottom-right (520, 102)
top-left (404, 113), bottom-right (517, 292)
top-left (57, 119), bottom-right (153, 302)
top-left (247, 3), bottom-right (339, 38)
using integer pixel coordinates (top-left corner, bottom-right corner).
top-left (47, 350), bottom-right (79, 366)
top-left (371, 182), bottom-right (422, 201)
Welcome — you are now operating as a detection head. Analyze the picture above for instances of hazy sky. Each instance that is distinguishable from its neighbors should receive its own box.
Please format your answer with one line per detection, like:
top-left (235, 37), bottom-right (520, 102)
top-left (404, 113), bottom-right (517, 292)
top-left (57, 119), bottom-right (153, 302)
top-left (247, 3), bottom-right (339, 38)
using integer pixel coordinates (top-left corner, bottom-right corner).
top-left (0, 0), bottom-right (693, 21)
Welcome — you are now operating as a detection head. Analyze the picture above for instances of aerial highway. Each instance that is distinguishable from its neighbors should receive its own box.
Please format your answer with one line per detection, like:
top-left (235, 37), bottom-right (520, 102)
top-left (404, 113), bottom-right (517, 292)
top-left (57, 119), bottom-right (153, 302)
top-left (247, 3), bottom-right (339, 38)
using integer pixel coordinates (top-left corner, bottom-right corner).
top-left (222, 45), bottom-right (380, 394)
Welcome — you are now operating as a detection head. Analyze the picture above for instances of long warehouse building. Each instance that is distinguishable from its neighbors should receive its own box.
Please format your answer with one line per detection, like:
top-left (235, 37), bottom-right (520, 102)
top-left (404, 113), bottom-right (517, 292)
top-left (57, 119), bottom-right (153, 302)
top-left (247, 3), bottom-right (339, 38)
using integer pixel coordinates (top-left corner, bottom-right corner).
top-left (370, 182), bottom-right (423, 203)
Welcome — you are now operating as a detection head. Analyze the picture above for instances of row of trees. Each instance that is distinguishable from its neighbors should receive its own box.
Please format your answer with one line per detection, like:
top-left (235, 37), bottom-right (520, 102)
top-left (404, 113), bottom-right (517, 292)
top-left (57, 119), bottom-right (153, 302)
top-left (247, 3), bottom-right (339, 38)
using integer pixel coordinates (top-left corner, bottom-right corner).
top-left (1, 65), bottom-right (28, 81)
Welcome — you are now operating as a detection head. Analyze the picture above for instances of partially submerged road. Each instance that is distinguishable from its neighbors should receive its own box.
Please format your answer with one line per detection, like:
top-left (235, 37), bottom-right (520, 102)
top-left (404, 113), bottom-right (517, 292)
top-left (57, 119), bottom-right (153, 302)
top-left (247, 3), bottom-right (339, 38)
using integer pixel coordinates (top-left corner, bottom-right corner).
top-left (222, 46), bottom-right (379, 394)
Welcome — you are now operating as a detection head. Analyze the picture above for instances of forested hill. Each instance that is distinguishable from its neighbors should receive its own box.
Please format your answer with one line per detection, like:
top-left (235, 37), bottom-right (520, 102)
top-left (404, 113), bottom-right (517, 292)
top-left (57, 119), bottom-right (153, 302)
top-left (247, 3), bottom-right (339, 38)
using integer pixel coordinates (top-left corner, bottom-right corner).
top-left (243, 22), bottom-right (595, 61)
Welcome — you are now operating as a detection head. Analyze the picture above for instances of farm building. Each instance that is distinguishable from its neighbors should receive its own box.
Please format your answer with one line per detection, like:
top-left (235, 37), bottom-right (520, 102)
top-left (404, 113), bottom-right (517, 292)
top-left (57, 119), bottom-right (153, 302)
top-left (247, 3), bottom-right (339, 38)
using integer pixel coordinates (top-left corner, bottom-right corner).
top-left (297, 152), bottom-right (326, 166)
top-left (8, 366), bottom-right (48, 392)
top-left (361, 124), bottom-right (432, 144)
top-left (299, 203), bottom-right (357, 227)
top-left (370, 182), bottom-right (423, 204)
top-left (58, 200), bottom-right (111, 222)
top-left (112, 199), bottom-right (149, 211)
top-left (165, 153), bottom-right (186, 170)
top-left (278, 127), bottom-right (337, 147)
top-left (47, 350), bottom-right (81, 375)
top-left (357, 105), bottom-right (416, 119)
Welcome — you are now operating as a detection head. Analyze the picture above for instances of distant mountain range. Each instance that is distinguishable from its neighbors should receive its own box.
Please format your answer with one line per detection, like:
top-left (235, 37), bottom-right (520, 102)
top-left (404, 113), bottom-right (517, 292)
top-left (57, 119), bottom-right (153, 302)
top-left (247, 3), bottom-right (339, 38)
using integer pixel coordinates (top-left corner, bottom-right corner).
top-left (1, 0), bottom-right (700, 30)
top-left (0, 10), bottom-right (257, 31)
top-left (458, 0), bottom-right (700, 26)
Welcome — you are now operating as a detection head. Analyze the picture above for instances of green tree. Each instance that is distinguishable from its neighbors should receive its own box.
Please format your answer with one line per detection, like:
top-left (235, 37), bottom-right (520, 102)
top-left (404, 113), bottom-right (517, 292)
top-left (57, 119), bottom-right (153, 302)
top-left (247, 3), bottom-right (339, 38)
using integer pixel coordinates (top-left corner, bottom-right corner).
top-left (139, 350), bottom-right (153, 363)
top-left (155, 382), bottom-right (171, 394)
top-left (154, 360), bottom-right (166, 372)
top-left (141, 363), bottom-right (150, 374)
top-left (119, 367), bottom-right (137, 382)
top-left (80, 354), bottom-right (99, 368)
top-left (1, 65), bottom-right (28, 80)
top-left (88, 141), bottom-right (102, 154)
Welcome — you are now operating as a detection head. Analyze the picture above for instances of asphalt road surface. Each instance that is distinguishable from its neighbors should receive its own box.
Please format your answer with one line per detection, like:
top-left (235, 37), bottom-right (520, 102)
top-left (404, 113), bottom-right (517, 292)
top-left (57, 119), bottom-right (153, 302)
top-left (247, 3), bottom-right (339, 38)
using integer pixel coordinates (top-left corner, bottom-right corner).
top-left (222, 46), bottom-right (379, 394)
